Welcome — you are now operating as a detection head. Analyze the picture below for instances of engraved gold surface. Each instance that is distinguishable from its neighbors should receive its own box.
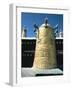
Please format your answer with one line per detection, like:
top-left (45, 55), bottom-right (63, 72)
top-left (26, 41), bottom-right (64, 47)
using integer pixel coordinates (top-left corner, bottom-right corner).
top-left (33, 24), bottom-right (57, 69)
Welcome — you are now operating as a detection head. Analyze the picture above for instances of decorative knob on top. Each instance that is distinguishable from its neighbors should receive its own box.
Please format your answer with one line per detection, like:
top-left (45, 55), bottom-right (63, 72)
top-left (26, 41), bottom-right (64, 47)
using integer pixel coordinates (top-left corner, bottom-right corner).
top-left (44, 17), bottom-right (48, 26)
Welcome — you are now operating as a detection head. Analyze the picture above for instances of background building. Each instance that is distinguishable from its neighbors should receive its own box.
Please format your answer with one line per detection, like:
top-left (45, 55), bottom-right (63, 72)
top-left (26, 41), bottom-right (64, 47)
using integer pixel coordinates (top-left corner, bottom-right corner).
top-left (21, 35), bottom-right (63, 70)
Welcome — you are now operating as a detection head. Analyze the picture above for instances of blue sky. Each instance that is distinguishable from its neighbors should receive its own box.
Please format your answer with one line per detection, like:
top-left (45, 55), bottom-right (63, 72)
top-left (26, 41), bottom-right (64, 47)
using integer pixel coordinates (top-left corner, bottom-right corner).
top-left (21, 12), bottom-right (63, 37)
